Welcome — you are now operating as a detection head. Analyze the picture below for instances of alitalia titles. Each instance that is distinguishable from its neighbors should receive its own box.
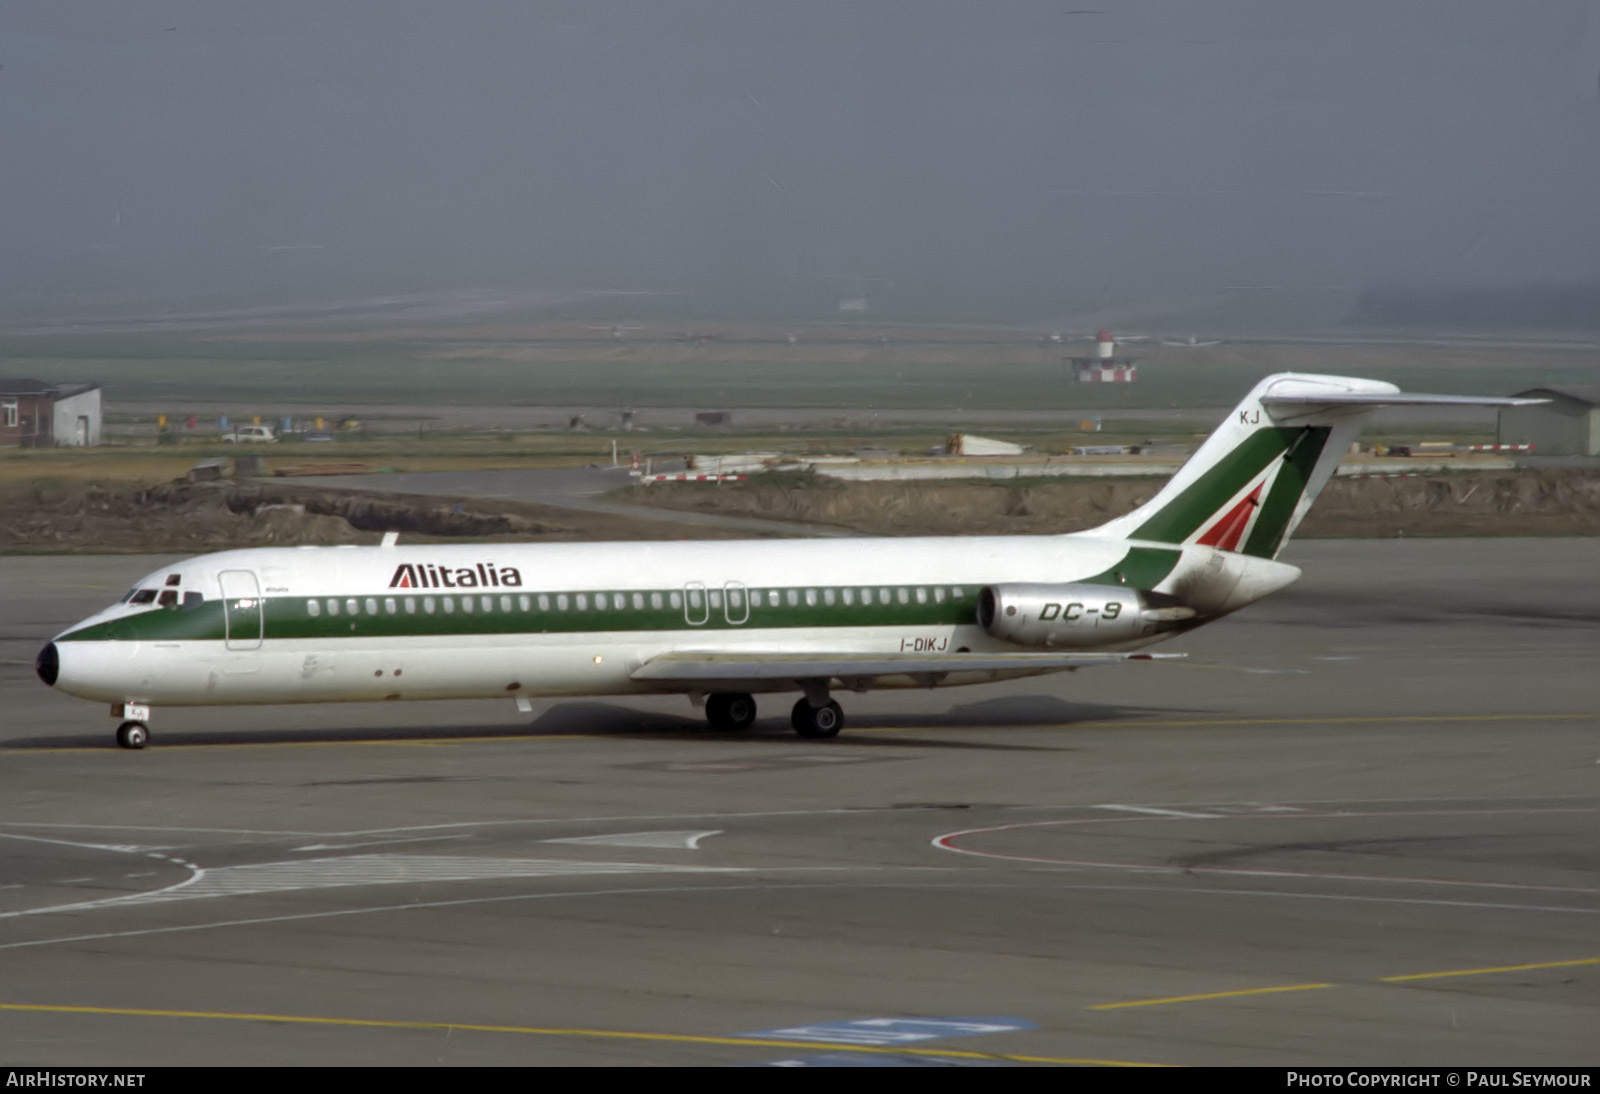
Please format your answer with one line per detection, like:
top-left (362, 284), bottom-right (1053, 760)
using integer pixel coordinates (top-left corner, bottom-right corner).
top-left (389, 562), bottom-right (523, 589)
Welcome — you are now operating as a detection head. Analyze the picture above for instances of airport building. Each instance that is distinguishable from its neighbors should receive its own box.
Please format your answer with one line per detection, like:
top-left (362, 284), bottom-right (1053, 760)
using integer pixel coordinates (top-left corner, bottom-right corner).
top-left (0, 379), bottom-right (103, 448)
top-left (1499, 386), bottom-right (1600, 456)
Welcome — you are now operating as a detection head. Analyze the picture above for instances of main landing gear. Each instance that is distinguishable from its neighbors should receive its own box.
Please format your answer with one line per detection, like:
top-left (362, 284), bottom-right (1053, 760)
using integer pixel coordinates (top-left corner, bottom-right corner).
top-left (791, 696), bottom-right (843, 739)
top-left (700, 689), bottom-right (846, 738)
top-left (705, 692), bottom-right (757, 732)
top-left (112, 703), bottom-right (151, 750)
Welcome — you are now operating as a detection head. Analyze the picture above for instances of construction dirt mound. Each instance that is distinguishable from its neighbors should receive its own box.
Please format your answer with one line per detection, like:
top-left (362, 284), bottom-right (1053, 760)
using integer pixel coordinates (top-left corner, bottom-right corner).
top-left (2, 478), bottom-right (704, 553)
top-left (630, 468), bottom-right (1600, 539)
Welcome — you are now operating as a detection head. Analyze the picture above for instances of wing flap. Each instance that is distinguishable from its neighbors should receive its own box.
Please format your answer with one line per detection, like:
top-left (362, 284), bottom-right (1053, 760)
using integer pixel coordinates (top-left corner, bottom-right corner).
top-left (630, 650), bottom-right (1182, 688)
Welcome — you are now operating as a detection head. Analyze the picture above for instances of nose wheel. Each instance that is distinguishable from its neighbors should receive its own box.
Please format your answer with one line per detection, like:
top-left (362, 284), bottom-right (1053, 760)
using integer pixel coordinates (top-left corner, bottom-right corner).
top-left (115, 721), bottom-right (150, 750)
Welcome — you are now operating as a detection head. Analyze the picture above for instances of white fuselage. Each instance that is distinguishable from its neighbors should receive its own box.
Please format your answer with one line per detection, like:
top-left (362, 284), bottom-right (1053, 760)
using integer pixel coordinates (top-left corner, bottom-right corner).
top-left (46, 533), bottom-right (1295, 708)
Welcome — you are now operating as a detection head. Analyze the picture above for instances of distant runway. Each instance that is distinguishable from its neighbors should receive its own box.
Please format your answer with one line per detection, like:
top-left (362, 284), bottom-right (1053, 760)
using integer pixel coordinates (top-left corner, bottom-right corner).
top-left (1, 539), bottom-right (1594, 1066)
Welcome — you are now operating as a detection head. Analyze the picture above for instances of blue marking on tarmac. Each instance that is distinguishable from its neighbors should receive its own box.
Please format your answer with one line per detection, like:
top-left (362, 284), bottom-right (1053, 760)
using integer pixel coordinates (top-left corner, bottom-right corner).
top-left (743, 1015), bottom-right (1035, 1048)
top-left (752, 1051), bottom-right (1012, 1067)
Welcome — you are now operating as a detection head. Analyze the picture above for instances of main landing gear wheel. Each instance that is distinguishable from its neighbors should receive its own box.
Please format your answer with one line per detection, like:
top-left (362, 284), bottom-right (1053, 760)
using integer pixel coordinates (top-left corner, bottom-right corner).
top-left (791, 698), bottom-right (843, 739)
top-left (115, 721), bottom-right (150, 750)
top-left (706, 692), bottom-right (757, 731)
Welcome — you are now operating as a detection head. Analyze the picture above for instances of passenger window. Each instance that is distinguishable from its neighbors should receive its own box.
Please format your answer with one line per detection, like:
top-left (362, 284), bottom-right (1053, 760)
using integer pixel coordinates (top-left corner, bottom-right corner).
top-left (519, 595), bottom-right (531, 612)
top-left (462, 597), bottom-right (475, 614)
top-left (805, 589), bottom-right (817, 607)
top-left (442, 598), bottom-right (455, 614)
top-left (365, 598), bottom-right (378, 615)
top-left (688, 590), bottom-right (703, 609)
top-left (576, 594), bottom-right (588, 611)
top-left (951, 587), bottom-right (965, 600)
top-left (709, 590), bottom-right (723, 609)
top-left (346, 599), bottom-right (359, 616)
top-left (538, 595), bottom-right (550, 611)
top-left (915, 588), bottom-right (927, 604)
top-left (328, 599), bottom-right (340, 616)
top-left (633, 593), bottom-right (645, 610)
top-left (405, 598), bottom-right (417, 614)
top-left (557, 594), bottom-right (569, 611)
top-left (897, 588), bottom-right (909, 605)
top-left (879, 588), bottom-right (891, 605)
top-left (307, 600), bottom-right (321, 617)
top-left (650, 592), bottom-right (663, 610)
top-left (496, 596), bottom-right (507, 612)
top-left (385, 598), bottom-right (397, 614)
top-left (728, 588), bottom-right (743, 609)
top-left (769, 591), bottom-right (781, 607)
top-left (842, 588), bottom-right (854, 606)
top-left (823, 589), bottom-right (836, 606)
top-left (424, 597), bottom-right (436, 614)
top-left (934, 587), bottom-right (946, 603)
top-left (785, 589), bottom-right (798, 607)
top-left (669, 591), bottom-right (682, 609)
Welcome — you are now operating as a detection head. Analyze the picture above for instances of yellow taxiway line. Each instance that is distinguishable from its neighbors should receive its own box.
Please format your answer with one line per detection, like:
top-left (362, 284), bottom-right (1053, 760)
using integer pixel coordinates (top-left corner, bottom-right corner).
top-left (1090, 957), bottom-right (1598, 1011)
top-left (0, 1002), bottom-right (1164, 1066)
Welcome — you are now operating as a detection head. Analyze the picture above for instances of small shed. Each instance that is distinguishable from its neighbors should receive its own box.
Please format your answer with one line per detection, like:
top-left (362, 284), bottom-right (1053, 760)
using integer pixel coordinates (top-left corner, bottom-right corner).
top-left (0, 380), bottom-right (102, 447)
top-left (1499, 387), bottom-right (1600, 457)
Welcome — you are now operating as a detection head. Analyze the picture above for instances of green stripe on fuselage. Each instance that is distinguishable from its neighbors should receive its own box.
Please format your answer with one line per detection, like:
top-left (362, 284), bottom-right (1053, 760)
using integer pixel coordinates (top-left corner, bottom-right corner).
top-left (1132, 428), bottom-right (1301, 544)
top-left (1082, 545), bottom-right (1182, 589)
top-left (57, 546), bottom-right (1184, 646)
top-left (60, 585), bottom-right (983, 643)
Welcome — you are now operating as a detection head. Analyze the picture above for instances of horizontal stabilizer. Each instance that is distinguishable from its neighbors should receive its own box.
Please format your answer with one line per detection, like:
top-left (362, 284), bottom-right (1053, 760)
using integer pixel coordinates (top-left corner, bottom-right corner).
top-left (1262, 392), bottom-right (1547, 409)
top-left (632, 650), bottom-right (1183, 688)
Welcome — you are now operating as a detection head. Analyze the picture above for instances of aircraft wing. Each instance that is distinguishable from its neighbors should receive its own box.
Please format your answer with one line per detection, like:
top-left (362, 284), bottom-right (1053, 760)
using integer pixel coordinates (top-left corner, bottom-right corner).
top-left (631, 650), bottom-right (1182, 689)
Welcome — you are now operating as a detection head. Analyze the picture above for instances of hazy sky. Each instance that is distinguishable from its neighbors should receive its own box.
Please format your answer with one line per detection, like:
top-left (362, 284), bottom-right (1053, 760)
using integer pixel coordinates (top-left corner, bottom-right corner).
top-left (3, 1), bottom-right (1598, 322)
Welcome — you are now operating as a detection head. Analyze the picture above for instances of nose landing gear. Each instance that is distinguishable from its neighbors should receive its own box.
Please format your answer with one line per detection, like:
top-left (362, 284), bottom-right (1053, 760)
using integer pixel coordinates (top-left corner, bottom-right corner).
top-left (112, 703), bottom-right (152, 750)
top-left (115, 721), bottom-right (150, 750)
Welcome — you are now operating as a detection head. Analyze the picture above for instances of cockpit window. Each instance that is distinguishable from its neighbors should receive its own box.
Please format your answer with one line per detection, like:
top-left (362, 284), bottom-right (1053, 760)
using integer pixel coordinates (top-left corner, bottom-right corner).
top-left (158, 590), bottom-right (178, 608)
top-left (164, 574), bottom-right (181, 587)
top-left (182, 592), bottom-right (204, 610)
top-left (128, 589), bottom-right (157, 605)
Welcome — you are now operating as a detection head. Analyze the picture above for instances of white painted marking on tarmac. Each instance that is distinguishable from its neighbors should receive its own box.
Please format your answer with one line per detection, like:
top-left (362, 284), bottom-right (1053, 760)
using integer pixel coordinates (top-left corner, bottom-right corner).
top-left (542, 830), bottom-right (722, 850)
top-left (0, 832), bottom-right (165, 855)
top-left (1095, 805), bottom-right (1217, 819)
top-left (1, 877), bottom-right (1589, 955)
top-left (95, 854), bottom-right (743, 906)
top-left (291, 835), bottom-right (472, 853)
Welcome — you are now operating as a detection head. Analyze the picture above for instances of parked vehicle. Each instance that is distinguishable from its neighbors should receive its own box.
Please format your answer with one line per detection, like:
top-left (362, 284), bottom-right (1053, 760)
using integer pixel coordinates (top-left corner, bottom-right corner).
top-left (221, 425), bottom-right (277, 443)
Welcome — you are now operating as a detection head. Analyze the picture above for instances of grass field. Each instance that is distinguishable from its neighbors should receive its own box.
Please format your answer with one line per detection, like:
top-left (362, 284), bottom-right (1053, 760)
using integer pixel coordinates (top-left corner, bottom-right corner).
top-left (5, 330), bottom-right (1596, 413)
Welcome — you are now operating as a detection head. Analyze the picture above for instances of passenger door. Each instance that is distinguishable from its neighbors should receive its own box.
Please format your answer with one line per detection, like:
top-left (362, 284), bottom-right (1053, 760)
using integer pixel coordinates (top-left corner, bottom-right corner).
top-left (219, 570), bottom-right (264, 652)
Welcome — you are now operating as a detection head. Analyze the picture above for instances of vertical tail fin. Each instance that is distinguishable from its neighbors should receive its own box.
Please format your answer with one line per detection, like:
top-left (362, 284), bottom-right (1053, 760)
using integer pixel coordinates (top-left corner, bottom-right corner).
top-left (1092, 373), bottom-right (1542, 559)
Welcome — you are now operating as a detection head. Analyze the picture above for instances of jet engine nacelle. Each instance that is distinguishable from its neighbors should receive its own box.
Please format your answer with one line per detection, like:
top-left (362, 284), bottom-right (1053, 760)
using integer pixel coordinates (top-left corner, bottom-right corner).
top-left (977, 583), bottom-right (1178, 648)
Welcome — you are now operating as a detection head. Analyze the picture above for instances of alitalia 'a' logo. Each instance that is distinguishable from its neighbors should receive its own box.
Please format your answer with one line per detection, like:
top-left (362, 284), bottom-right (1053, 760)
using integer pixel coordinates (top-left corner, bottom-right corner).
top-left (390, 563), bottom-right (523, 589)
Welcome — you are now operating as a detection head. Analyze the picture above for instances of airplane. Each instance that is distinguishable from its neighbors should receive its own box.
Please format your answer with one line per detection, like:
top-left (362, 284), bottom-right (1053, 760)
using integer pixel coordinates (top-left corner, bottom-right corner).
top-left (1161, 336), bottom-right (1225, 348)
top-left (35, 374), bottom-right (1540, 749)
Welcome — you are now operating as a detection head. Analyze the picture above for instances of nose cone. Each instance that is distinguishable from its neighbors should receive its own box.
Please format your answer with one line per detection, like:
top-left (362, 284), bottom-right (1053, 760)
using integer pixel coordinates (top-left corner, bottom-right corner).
top-left (36, 642), bottom-right (59, 687)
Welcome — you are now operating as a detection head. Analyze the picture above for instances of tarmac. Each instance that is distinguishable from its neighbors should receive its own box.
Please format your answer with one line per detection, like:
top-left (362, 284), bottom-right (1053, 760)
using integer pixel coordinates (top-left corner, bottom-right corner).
top-left (0, 538), bottom-right (1594, 1067)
